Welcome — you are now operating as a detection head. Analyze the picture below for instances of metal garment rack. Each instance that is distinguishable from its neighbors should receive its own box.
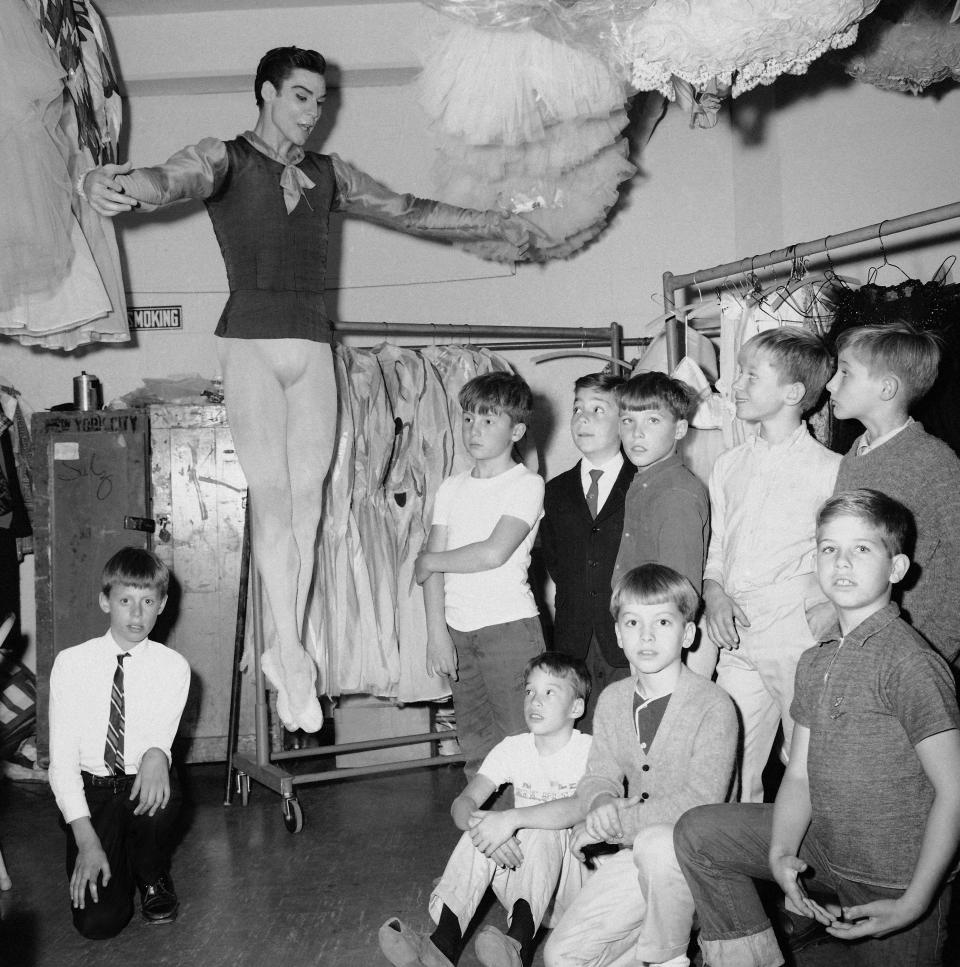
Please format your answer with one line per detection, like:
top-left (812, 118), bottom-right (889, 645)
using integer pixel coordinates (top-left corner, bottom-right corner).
top-left (660, 200), bottom-right (960, 371)
top-left (226, 320), bottom-right (628, 832)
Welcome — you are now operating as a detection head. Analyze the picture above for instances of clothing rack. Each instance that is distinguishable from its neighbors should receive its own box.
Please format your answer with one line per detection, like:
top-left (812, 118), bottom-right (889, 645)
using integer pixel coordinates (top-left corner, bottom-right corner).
top-left (225, 320), bottom-right (625, 833)
top-left (661, 200), bottom-right (960, 370)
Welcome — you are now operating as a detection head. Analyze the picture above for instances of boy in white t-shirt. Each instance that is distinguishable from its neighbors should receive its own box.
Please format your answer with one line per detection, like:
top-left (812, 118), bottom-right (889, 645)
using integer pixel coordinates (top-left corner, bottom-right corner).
top-left (380, 652), bottom-right (592, 967)
top-left (416, 372), bottom-right (546, 777)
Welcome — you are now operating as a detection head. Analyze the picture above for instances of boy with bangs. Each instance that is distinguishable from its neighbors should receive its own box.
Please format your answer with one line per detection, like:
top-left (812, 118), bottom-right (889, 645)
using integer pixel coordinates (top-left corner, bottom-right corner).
top-left (675, 489), bottom-right (960, 967)
top-left (612, 372), bottom-right (709, 598)
top-left (826, 320), bottom-right (960, 665)
top-left (416, 372), bottom-right (546, 778)
top-left (702, 328), bottom-right (840, 803)
top-left (48, 547), bottom-right (190, 939)
top-left (542, 373), bottom-right (634, 730)
top-left (545, 564), bottom-right (738, 967)
top-left (379, 652), bottom-right (592, 967)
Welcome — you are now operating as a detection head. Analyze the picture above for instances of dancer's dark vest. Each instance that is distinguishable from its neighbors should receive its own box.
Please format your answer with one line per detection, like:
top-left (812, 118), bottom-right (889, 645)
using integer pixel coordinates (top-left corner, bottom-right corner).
top-left (206, 137), bottom-right (337, 343)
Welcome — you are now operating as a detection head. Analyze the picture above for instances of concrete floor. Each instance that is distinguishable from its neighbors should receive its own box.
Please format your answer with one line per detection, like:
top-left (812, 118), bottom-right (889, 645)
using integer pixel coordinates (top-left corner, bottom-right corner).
top-left (0, 760), bottom-right (956, 967)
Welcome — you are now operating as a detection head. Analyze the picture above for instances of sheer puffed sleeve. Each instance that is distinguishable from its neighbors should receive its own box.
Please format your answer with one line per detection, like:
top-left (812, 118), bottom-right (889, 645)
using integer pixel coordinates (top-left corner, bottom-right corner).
top-left (119, 138), bottom-right (230, 212)
top-left (329, 153), bottom-right (527, 248)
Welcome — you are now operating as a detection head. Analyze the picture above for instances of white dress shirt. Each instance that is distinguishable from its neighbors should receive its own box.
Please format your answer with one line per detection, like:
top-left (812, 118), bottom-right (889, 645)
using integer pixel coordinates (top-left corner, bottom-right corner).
top-left (579, 452), bottom-right (625, 516)
top-left (703, 423), bottom-right (841, 596)
top-left (48, 630), bottom-right (190, 823)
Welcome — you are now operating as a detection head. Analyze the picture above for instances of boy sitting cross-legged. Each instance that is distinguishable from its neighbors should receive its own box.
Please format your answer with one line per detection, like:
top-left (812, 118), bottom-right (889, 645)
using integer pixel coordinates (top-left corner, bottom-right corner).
top-left (544, 565), bottom-right (738, 967)
top-left (675, 489), bottom-right (960, 967)
top-left (379, 653), bottom-right (593, 967)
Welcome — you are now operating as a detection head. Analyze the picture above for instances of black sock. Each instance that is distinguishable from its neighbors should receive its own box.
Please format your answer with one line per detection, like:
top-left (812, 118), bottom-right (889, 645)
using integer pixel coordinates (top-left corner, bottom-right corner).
top-left (429, 904), bottom-right (462, 964)
top-left (507, 899), bottom-right (536, 965)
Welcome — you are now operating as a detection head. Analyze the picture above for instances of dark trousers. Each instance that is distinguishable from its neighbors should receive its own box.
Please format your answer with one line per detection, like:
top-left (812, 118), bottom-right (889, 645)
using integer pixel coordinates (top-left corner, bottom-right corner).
top-left (674, 803), bottom-right (951, 967)
top-left (64, 771), bottom-right (181, 939)
top-left (579, 634), bottom-right (630, 734)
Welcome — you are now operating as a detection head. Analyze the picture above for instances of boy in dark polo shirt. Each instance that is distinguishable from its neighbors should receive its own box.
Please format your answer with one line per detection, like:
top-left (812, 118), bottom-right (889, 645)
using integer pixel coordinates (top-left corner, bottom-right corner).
top-left (675, 489), bottom-right (960, 967)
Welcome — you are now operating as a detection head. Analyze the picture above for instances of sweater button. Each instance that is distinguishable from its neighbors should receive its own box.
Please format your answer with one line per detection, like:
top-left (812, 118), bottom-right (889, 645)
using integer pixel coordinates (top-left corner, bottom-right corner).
top-left (640, 792), bottom-right (650, 800)
top-left (641, 764), bottom-right (650, 772)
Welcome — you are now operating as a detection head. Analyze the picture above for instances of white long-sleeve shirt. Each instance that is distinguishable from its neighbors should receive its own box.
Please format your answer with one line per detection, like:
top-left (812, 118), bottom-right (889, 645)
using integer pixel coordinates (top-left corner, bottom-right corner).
top-left (48, 630), bottom-right (190, 823)
top-left (703, 423), bottom-right (840, 597)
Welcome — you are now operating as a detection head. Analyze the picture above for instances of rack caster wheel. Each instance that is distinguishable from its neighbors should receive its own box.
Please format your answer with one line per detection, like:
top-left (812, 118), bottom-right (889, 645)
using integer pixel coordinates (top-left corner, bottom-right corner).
top-left (282, 797), bottom-right (303, 833)
top-left (237, 772), bottom-right (251, 806)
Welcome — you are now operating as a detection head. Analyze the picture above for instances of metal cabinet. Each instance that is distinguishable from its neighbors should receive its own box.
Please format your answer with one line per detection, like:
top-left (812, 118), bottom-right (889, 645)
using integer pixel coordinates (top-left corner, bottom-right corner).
top-left (149, 404), bottom-right (253, 763)
top-left (33, 405), bottom-right (253, 763)
top-left (32, 409), bottom-right (151, 759)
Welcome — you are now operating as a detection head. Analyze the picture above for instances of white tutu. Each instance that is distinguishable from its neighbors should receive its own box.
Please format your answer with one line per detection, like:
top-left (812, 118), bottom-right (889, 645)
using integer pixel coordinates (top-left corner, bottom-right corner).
top-left (418, 18), bottom-right (627, 145)
top-left (418, 7), bottom-right (633, 260)
top-left (624, 0), bottom-right (880, 96)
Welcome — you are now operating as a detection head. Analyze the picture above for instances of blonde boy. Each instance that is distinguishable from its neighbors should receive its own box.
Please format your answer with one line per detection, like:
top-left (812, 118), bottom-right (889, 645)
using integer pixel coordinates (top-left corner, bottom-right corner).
top-left (676, 489), bottom-right (960, 967)
top-left (703, 328), bottom-right (839, 802)
top-left (545, 565), bottom-right (737, 967)
top-left (48, 547), bottom-right (190, 939)
top-left (827, 320), bottom-right (960, 665)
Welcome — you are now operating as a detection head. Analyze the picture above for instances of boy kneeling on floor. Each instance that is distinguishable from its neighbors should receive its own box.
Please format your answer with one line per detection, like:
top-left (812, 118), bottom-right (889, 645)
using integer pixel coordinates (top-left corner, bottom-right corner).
top-left (48, 547), bottom-right (190, 939)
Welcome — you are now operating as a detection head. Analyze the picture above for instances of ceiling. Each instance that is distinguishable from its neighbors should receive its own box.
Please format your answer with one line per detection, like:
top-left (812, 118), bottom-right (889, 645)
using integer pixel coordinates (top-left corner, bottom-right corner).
top-left (97, 0), bottom-right (401, 14)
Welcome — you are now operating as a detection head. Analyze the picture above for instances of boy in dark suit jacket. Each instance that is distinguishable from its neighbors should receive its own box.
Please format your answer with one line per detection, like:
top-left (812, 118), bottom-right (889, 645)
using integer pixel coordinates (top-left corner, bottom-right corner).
top-left (542, 373), bottom-right (634, 730)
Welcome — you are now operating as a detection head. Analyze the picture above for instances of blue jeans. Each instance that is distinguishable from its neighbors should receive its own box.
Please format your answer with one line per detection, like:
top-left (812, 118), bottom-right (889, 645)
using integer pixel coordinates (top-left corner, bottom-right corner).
top-left (448, 616), bottom-right (544, 778)
top-left (674, 803), bottom-right (951, 967)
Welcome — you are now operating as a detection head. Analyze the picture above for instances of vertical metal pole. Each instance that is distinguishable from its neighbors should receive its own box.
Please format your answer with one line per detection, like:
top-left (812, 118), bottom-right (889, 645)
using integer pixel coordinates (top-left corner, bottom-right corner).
top-left (223, 495), bottom-right (252, 805)
top-left (609, 322), bottom-right (623, 367)
top-left (248, 518), bottom-right (273, 769)
top-left (662, 271), bottom-right (682, 372)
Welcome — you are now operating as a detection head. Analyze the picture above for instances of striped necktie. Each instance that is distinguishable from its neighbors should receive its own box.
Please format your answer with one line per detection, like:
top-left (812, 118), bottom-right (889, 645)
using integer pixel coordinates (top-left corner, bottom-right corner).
top-left (104, 653), bottom-right (129, 776)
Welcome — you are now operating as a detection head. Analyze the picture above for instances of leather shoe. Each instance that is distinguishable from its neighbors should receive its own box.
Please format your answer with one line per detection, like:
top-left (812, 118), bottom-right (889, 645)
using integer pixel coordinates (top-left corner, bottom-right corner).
top-left (141, 873), bottom-right (179, 923)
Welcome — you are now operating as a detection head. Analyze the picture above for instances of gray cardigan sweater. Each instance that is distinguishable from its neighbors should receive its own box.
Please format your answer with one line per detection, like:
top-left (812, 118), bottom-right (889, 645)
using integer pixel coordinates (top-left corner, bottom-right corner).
top-left (577, 665), bottom-right (738, 845)
top-left (835, 421), bottom-right (960, 664)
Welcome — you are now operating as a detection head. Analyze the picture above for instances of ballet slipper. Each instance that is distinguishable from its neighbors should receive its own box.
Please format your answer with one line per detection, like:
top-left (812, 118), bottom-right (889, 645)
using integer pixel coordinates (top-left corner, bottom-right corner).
top-left (474, 925), bottom-right (522, 967)
top-left (378, 918), bottom-right (425, 967)
top-left (260, 648), bottom-right (326, 733)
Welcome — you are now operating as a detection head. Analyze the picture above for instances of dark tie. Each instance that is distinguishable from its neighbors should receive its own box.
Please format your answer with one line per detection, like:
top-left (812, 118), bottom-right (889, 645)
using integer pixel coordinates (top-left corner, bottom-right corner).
top-left (104, 653), bottom-right (129, 776)
top-left (586, 469), bottom-right (603, 519)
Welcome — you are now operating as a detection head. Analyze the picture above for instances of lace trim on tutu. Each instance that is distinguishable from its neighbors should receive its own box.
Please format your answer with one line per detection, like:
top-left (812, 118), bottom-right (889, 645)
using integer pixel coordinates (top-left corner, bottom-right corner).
top-left (624, 0), bottom-right (878, 96)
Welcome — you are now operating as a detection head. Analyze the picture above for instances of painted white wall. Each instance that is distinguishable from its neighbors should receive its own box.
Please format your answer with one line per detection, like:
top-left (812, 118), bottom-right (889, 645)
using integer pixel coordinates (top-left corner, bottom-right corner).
top-left (6, 4), bottom-right (960, 669)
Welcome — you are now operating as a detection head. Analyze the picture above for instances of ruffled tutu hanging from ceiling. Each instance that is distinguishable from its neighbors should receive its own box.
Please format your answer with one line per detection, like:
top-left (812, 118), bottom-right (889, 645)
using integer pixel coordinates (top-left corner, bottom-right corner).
top-left (623, 0), bottom-right (881, 97)
top-left (840, 0), bottom-right (960, 94)
top-left (417, 6), bottom-right (635, 261)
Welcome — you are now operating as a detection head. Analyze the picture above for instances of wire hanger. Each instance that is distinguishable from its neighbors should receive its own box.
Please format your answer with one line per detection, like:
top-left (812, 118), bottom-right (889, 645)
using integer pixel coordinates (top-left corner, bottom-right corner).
top-left (531, 350), bottom-right (632, 371)
top-left (866, 221), bottom-right (913, 285)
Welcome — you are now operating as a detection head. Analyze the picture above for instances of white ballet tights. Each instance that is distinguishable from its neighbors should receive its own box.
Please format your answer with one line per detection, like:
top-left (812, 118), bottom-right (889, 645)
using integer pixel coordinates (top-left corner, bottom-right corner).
top-left (217, 337), bottom-right (337, 732)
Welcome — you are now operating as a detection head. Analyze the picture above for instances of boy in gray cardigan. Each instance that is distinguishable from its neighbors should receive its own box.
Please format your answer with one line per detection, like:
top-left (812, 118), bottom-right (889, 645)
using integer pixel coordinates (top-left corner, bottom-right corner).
top-left (825, 320), bottom-right (960, 665)
top-left (544, 565), bottom-right (738, 967)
